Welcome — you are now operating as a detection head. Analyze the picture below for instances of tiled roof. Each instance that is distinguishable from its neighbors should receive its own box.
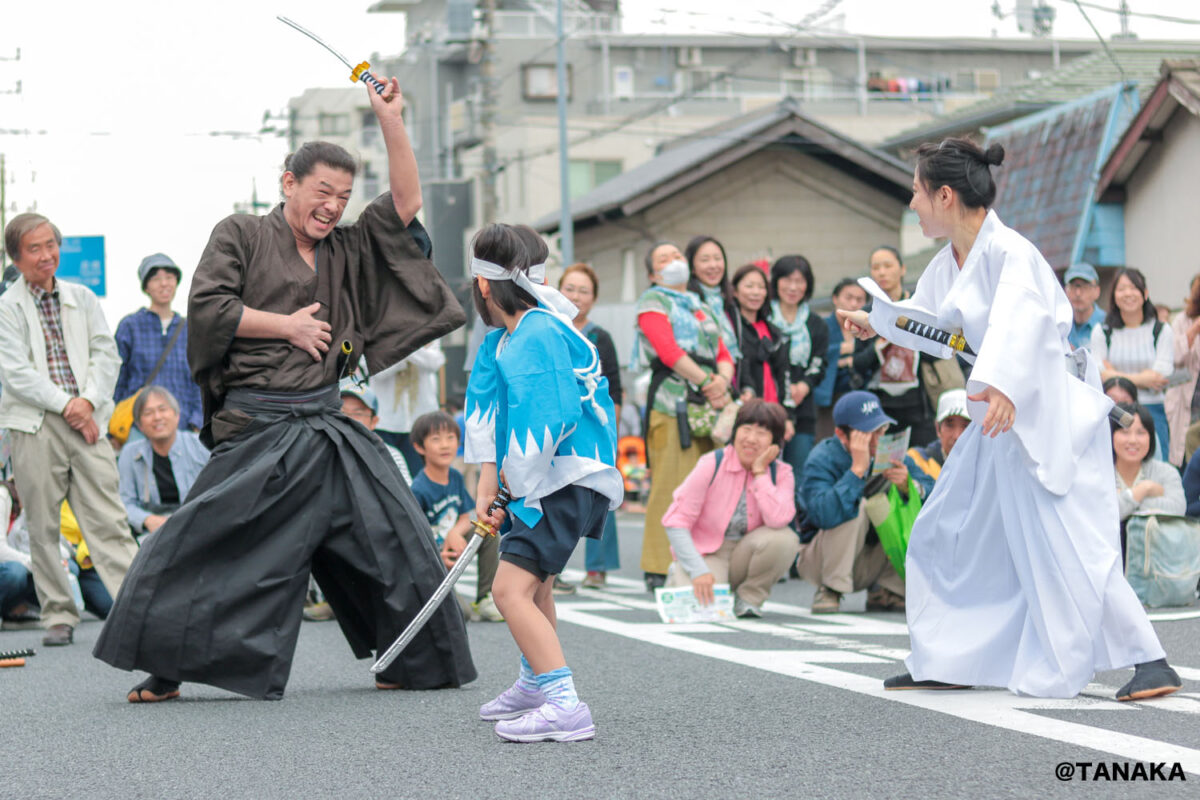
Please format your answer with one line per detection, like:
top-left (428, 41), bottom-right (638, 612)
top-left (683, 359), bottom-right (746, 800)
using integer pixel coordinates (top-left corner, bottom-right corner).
top-left (885, 43), bottom-right (1200, 150)
top-left (984, 84), bottom-right (1136, 269)
top-left (534, 98), bottom-right (911, 233)
top-left (1097, 59), bottom-right (1200, 197)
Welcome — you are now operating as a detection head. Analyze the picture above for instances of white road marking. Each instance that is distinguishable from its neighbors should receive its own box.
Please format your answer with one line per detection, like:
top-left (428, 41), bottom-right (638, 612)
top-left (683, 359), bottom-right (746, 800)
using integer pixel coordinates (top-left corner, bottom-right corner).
top-left (453, 563), bottom-right (1199, 766)
top-left (542, 572), bottom-right (1200, 774)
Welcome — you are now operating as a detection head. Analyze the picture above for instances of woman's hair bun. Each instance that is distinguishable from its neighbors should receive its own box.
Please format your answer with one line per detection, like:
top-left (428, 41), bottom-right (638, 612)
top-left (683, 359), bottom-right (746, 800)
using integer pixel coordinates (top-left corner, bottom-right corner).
top-left (983, 143), bottom-right (1005, 167)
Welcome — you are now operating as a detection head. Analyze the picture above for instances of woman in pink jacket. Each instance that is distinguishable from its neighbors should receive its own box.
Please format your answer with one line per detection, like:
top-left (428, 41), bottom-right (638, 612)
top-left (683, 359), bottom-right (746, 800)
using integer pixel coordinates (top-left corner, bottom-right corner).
top-left (662, 399), bottom-right (799, 617)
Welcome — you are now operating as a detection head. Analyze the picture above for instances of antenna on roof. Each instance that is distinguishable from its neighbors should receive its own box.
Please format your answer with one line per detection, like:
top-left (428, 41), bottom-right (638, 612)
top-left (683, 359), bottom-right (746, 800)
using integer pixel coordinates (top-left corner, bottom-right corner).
top-left (1113, 0), bottom-right (1138, 41)
top-left (1071, 0), bottom-right (1128, 83)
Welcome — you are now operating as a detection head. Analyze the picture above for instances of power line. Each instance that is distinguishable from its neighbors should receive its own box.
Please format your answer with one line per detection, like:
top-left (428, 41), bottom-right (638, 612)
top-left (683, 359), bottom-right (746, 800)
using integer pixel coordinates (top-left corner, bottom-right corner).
top-left (1065, 0), bottom-right (1200, 25)
top-left (1071, 0), bottom-right (1128, 82)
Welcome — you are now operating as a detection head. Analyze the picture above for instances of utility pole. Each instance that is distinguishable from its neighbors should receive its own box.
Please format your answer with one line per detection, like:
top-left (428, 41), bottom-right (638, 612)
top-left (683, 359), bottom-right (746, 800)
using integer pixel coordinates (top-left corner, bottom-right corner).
top-left (233, 179), bottom-right (272, 215)
top-left (555, 0), bottom-right (573, 264)
top-left (479, 0), bottom-right (499, 224)
top-left (1114, 0), bottom-right (1137, 40)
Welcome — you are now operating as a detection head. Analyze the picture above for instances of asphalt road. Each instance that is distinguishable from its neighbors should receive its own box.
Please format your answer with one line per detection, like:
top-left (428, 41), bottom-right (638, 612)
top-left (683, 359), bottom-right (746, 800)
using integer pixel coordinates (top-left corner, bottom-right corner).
top-left (5, 512), bottom-right (1199, 799)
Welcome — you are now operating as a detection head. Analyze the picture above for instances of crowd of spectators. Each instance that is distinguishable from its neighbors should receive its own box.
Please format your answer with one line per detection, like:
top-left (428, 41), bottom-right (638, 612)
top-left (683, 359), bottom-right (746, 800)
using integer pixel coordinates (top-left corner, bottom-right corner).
top-left (633, 233), bottom-right (1200, 612)
top-left (5, 206), bottom-right (1200, 644)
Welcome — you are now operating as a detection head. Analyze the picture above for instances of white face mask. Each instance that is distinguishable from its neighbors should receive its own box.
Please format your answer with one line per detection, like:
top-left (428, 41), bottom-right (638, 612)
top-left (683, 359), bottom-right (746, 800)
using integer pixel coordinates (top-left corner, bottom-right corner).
top-left (659, 258), bottom-right (689, 286)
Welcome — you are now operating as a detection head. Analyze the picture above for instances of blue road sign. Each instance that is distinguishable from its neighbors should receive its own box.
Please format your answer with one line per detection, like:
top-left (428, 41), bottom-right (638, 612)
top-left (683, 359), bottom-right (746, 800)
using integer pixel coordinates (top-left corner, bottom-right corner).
top-left (58, 236), bottom-right (106, 297)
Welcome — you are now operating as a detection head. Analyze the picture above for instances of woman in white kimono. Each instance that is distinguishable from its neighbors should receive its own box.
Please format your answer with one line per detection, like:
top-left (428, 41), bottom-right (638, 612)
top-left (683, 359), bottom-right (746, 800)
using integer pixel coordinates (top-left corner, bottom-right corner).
top-left (838, 137), bottom-right (1181, 701)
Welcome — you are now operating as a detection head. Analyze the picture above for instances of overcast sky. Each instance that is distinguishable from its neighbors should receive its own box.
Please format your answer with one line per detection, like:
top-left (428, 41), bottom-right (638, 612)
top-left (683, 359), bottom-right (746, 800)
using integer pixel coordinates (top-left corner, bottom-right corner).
top-left (1, 0), bottom-right (1197, 322)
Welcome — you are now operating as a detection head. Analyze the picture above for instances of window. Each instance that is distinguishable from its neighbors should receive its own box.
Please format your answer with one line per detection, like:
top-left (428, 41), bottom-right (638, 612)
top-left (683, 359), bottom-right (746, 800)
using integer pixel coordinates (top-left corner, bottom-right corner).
top-left (568, 159), bottom-right (622, 198)
top-left (361, 110), bottom-right (379, 148)
top-left (362, 162), bottom-right (380, 198)
top-left (318, 113), bottom-right (349, 136)
top-left (522, 64), bottom-right (572, 101)
top-left (955, 69), bottom-right (1001, 93)
top-left (682, 68), bottom-right (731, 100)
top-left (782, 68), bottom-right (834, 101)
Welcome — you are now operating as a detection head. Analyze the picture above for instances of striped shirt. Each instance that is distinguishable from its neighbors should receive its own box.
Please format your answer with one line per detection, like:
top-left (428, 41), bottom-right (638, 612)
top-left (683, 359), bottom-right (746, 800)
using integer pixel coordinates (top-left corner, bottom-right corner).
top-left (1089, 319), bottom-right (1174, 404)
top-left (28, 283), bottom-right (79, 396)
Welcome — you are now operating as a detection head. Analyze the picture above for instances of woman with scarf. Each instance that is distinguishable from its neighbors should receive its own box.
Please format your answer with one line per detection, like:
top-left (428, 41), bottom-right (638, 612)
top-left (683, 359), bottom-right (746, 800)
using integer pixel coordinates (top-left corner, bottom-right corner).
top-left (729, 263), bottom-right (790, 409)
top-left (636, 242), bottom-right (734, 591)
top-left (685, 235), bottom-right (740, 363)
top-left (768, 255), bottom-right (829, 480)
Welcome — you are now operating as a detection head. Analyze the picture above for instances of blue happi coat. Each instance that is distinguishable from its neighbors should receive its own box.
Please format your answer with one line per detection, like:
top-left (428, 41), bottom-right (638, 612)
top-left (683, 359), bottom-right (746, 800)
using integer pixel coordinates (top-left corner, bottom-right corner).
top-left (464, 308), bottom-right (623, 527)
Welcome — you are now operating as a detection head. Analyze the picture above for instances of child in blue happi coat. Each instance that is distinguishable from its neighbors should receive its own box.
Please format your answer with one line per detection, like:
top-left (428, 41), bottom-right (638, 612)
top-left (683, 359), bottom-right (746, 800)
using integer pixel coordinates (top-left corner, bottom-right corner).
top-left (463, 224), bottom-right (623, 742)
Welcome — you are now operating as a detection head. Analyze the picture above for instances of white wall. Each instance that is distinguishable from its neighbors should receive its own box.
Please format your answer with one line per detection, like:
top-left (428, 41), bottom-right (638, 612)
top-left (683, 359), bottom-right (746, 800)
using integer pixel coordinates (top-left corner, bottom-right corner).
top-left (1124, 110), bottom-right (1200, 309)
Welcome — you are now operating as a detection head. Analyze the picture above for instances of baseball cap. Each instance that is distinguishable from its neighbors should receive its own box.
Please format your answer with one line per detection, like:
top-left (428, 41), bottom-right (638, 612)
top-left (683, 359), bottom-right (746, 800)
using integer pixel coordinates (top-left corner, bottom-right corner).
top-left (1063, 262), bottom-right (1099, 285)
top-left (138, 253), bottom-right (182, 289)
top-left (833, 390), bottom-right (897, 432)
top-left (338, 378), bottom-right (378, 415)
top-left (935, 389), bottom-right (970, 424)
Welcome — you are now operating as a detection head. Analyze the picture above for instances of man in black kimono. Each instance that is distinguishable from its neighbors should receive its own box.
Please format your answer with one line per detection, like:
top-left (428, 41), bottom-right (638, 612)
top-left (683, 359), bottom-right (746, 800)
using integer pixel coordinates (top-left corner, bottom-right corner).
top-left (94, 76), bottom-right (476, 701)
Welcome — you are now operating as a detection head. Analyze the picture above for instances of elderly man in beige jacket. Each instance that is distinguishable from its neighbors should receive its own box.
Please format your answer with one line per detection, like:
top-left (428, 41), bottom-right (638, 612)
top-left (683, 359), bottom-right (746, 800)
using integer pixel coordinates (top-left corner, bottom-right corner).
top-left (0, 213), bottom-right (137, 647)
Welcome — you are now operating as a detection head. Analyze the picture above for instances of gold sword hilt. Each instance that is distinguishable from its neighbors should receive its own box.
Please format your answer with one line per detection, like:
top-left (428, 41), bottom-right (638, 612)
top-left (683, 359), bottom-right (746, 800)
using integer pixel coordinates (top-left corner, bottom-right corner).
top-left (470, 485), bottom-right (512, 538)
top-left (351, 62), bottom-right (387, 95)
top-left (896, 315), bottom-right (976, 357)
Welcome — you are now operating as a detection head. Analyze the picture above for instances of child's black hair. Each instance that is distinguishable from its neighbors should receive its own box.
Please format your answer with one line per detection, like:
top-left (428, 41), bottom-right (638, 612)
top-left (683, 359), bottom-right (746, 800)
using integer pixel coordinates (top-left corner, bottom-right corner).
top-left (470, 223), bottom-right (537, 326)
top-left (411, 410), bottom-right (461, 450)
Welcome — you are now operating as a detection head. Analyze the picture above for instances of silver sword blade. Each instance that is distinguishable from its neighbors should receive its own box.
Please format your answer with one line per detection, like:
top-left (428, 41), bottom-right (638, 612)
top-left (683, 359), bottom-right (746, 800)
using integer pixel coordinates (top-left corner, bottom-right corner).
top-left (371, 532), bottom-right (486, 674)
top-left (277, 15), bottom-right (355, 71)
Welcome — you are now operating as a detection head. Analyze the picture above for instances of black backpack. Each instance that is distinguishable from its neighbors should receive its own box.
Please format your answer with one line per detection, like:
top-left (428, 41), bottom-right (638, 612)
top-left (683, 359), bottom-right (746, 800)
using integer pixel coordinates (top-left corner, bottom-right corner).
top-left (1101, 319), bottom-right (1164, 351)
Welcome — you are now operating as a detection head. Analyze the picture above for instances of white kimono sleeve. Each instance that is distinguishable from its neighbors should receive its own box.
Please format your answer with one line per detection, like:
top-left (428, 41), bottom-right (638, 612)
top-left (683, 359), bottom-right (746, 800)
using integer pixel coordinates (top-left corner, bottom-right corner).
top-left (463, 335), bottom-right (498, 465)
top-left (860, 274), bottom-right (957, 361)
top-left (966, 260), bottom-right (1110, 496)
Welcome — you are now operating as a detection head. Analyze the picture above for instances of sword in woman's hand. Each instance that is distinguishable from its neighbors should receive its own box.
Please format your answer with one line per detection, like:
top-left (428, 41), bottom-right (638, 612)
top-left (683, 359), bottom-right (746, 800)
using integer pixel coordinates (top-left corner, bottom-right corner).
top-left (370, 486), bottom-right (512, 674)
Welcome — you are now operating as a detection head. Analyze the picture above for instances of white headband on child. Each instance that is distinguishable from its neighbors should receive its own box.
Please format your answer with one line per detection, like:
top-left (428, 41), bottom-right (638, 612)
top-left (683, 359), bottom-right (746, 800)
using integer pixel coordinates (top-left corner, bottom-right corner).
top-left (470, 256), bottom-right (578, 319)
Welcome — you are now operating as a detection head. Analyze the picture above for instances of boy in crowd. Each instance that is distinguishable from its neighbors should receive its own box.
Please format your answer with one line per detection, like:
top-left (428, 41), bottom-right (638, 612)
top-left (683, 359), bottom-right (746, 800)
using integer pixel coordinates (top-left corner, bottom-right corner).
top-left (410, 410), bottom-right (502, 622)
top-left (906, 389), bottom-right (971, 490)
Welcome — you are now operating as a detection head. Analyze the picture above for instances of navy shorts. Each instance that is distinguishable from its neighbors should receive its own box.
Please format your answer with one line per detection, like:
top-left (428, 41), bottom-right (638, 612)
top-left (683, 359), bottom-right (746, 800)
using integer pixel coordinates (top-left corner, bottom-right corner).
top-left (500, 484), bottom-right (608, 580)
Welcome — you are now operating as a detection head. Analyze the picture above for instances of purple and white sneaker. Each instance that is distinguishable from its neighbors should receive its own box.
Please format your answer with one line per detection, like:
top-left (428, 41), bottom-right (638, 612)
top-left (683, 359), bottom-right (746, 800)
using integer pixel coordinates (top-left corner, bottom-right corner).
top-left (479, 683), bottom-right (547, 721)
top-left (494, 702), bottom-right (595, 742)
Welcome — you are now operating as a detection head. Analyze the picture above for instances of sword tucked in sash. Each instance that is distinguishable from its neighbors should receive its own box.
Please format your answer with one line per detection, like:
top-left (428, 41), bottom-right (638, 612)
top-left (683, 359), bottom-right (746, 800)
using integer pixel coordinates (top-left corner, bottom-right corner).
top-left (894, 316), bottom-right (1133, 429)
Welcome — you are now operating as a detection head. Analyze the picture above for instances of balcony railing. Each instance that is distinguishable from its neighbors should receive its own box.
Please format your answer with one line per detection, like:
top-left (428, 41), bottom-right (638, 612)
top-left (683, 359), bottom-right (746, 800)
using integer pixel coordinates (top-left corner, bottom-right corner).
top-left (493, 11), bottom-right (619, 38)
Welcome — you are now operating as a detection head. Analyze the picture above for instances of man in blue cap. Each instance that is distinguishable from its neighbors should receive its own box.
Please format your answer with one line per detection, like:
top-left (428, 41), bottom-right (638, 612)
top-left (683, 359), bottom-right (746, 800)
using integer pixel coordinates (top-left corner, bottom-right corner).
top-left (1063, 262), bottom-right (1106, 351)
top-left (304, 378), bottom-right (417, 622)
top-left (796, 390), bottom-right (917, 614)
top-left (338, 378), bottom-right (411, 486)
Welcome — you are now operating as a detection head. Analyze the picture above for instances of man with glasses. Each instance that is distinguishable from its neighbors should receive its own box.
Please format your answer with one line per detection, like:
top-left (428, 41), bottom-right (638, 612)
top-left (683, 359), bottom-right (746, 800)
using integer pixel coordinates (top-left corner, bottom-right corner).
top-left (1064, 262), bottom-right (1106, 351)
top-left (339, 379), bottom-right (411, 485)
top-left (117, 386), bottom-right (210, 539)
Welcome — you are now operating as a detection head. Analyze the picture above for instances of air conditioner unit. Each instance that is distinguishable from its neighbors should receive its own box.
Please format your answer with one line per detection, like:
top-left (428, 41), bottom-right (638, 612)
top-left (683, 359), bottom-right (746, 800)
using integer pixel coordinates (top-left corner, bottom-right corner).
top-left (791, 47), bottom-right (816, 69)
top-left (677, 46), bottom-right (702, 67)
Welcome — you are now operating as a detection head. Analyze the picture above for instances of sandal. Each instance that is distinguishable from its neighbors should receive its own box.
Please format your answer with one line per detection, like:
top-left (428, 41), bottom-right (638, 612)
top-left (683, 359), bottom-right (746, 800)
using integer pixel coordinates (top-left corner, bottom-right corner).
top-left (127, 675), bottom-right (182, 703)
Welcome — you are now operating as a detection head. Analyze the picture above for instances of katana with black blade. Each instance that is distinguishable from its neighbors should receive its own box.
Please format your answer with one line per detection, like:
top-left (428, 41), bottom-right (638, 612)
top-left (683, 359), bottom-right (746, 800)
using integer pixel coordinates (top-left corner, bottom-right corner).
top-left (371, 486), bottom-right (512, 674)
top-left (277, 15), bottom-right (386, 95)
top-left (893, 316), bottom-right (1133, 429)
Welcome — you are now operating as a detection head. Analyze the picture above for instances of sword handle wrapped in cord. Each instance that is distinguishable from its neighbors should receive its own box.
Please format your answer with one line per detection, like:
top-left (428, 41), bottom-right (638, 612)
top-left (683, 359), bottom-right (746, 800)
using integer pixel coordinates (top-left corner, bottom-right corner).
top-left (371, 487), bottom-right (512, 674)
top-left (896, 315), bottom-right (976, 357)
